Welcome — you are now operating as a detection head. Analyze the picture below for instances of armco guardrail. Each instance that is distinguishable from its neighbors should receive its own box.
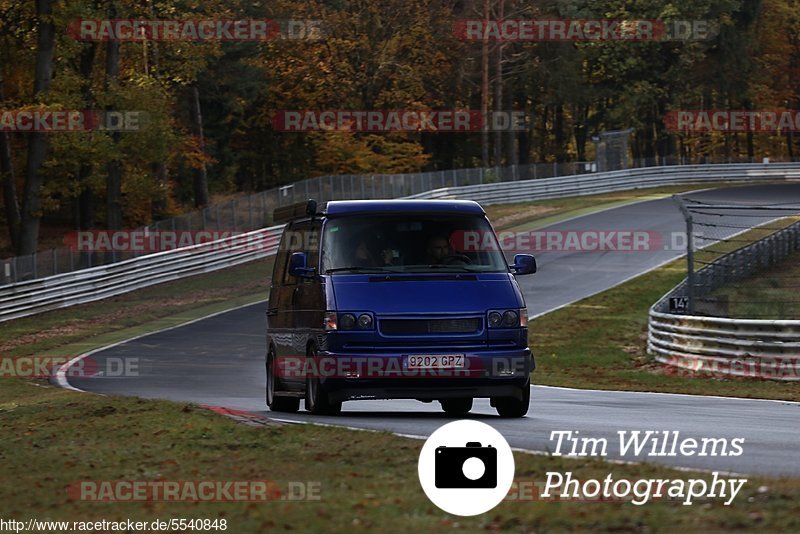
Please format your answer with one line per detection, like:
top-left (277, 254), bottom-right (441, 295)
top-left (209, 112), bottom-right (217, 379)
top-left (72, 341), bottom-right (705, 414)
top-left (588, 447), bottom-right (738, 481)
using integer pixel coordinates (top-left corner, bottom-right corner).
top-left (648, 221), bottom-right (800, 380)
top-left (3, 162), bottom-right (800, 323)
top-left (647, 313), bottom-right (800, 379)
top-left (408, 163), bottom-right (800, 203)
top-left (0, 225), bottom-right (283, 323)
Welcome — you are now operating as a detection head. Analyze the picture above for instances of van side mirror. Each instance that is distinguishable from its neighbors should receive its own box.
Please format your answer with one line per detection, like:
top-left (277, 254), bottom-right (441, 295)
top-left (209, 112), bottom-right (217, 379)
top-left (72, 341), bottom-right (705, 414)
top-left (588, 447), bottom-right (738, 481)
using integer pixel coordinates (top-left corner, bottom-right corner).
top-left (511, 254), bottom-right (536, 275)
top-left (289, 252), bottom-right (316, 278)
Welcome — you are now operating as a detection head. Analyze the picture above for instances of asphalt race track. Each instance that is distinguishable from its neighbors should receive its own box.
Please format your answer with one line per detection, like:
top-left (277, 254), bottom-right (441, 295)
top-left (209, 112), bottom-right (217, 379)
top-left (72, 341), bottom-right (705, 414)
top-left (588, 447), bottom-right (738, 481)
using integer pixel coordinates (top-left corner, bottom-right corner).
top-left (62, 183), bottom-right (800, 477)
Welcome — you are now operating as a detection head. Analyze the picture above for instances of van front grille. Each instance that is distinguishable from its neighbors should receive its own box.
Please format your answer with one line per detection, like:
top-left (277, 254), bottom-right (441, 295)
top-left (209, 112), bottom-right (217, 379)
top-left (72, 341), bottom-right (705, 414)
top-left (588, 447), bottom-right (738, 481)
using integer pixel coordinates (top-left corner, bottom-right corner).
top-left (380, 318), bottom-right (482, 335)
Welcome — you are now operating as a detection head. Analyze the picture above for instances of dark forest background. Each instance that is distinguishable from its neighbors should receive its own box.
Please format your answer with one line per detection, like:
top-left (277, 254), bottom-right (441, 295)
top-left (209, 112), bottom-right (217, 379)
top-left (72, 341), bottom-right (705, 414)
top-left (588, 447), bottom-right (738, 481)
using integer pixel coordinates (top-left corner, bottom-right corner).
top-left (1, 0), bottom-right (799, 254)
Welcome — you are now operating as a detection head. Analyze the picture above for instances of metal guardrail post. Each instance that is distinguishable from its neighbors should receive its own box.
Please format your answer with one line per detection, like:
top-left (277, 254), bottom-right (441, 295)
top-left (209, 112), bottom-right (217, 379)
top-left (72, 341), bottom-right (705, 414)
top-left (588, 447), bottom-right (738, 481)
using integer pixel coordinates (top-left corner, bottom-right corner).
top-left (673, 195), bottom-right (695, 314)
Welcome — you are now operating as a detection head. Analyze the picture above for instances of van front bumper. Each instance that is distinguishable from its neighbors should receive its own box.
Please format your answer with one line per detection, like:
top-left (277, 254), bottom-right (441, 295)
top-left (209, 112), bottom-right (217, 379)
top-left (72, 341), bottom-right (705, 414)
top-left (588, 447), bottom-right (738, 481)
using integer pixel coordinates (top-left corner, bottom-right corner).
top-left (315, 348), bottom-right (533, 403)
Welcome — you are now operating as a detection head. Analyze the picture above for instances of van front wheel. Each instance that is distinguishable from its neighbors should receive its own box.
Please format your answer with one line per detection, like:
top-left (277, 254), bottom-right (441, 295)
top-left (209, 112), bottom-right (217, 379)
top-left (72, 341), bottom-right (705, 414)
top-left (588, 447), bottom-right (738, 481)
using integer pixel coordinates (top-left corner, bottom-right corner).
top-left (305, 347), bottom-right (342, 415)
top-left (493, 379), bottom-right (531, 418)
top-left (440, 398), bottom-right (473, 416)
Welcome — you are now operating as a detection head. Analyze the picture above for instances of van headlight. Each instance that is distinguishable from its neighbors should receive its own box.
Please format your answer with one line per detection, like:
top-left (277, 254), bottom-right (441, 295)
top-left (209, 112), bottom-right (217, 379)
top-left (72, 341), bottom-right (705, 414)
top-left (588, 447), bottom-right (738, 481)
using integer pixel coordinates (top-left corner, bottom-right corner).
top-left (325, 311), bottom-right (374, 330)
top-left (502, 310), bottom-right (519, 327)
top-left (357, 314), bottom-right (373, 329)
top-left (488, 308), bottom-right (527, 328)
top-left (339, 313), bottom-right (357, 330)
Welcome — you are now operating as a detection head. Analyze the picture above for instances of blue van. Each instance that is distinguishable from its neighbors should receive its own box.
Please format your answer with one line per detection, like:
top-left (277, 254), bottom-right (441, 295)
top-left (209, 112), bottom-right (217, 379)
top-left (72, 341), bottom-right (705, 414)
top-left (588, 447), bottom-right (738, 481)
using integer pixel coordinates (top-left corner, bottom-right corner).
top-left (265, 199), bottom-right (536, 417)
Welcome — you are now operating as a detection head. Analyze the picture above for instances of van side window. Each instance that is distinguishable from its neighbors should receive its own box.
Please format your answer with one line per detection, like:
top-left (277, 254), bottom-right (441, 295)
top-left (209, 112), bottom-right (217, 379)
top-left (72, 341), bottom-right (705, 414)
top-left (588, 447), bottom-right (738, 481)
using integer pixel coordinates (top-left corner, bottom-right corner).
top-left (272, 223), bottom-right (294, 287)
top-left (281, 221), bottom-right (321, 284)
top-left (282, 222), bottom-right (305, 285)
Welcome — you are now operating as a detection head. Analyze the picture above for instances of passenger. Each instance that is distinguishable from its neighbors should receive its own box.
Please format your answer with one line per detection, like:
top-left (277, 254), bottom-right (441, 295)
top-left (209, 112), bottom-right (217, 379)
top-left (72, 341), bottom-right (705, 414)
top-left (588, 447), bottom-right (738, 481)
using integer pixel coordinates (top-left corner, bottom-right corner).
top-left (380, 247), bottom-right (400, 266)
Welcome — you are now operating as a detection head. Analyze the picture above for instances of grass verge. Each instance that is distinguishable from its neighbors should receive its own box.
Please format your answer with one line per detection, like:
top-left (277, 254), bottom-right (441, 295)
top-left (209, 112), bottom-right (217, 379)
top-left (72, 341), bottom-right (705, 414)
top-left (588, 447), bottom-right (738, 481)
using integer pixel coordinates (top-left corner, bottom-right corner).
top-left (709, 249), bottom-right (800, 319)
top-left (1, 378), bottom-right (799, 530)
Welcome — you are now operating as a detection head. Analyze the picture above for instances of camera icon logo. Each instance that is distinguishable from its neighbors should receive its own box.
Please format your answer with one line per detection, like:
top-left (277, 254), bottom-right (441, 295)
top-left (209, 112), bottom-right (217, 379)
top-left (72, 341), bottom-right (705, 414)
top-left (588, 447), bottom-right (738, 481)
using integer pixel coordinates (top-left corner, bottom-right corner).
top-left (418, 421), bottom-right (515, 516)
top-left (435, 442), bottom-right (497, 488)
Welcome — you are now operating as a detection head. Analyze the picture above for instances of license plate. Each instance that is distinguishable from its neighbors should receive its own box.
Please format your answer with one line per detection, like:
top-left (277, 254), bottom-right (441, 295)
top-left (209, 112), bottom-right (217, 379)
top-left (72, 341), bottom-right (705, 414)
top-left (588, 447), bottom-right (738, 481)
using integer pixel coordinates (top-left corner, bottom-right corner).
top-left (406, 354), bottom-right (465, 369)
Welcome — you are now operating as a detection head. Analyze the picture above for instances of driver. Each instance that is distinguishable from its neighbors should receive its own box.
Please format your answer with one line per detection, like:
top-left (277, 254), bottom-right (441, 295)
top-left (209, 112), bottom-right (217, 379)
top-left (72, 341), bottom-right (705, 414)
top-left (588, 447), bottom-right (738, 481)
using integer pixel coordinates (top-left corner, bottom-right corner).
top-left (353, 238), bottom-right (377, 267)
top-left (425, 235), bottom-right (451, 264)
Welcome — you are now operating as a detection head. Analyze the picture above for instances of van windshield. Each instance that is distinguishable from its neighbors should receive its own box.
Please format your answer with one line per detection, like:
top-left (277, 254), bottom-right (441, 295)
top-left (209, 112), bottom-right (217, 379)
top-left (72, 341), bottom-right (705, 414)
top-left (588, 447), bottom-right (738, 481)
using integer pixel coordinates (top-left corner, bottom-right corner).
top-left (321, 214), bottom-right (507, 274)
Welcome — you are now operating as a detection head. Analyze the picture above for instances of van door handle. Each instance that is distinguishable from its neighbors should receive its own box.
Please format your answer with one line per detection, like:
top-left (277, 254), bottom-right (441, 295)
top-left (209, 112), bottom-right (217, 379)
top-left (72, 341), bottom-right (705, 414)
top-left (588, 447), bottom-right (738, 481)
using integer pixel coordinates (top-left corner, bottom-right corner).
top-left (291, 287), bottom-right (300, 306)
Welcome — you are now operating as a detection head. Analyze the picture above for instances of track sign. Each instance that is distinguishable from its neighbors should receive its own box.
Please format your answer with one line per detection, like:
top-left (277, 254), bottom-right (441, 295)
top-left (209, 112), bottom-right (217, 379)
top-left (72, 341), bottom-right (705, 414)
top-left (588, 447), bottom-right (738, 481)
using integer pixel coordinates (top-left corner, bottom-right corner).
top-left (669, 296), bottom-right (689, 313)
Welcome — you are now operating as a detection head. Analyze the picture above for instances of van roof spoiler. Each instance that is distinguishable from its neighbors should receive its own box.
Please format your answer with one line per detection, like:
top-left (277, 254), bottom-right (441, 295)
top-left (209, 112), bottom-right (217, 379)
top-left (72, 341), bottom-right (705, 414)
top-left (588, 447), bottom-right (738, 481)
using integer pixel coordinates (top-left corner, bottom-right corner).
top-left (273, 199), bottom-right (318, 224)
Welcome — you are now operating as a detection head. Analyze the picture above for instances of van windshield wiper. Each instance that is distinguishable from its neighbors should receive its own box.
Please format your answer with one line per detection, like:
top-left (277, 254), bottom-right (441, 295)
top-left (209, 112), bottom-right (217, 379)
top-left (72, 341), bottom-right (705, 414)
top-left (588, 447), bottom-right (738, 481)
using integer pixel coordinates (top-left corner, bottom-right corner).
top-left (325, 266), bottom-right (397, 274)
top-left (404, 264), bottom-right (476, 272)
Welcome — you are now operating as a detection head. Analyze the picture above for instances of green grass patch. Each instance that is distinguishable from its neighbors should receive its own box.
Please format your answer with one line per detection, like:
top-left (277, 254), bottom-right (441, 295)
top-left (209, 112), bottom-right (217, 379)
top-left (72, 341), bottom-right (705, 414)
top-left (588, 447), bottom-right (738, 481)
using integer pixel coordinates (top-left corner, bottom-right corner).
top-left (709, 248), bottom-right (800, 319)
top-left (1, 378), bottom-right (799, 530)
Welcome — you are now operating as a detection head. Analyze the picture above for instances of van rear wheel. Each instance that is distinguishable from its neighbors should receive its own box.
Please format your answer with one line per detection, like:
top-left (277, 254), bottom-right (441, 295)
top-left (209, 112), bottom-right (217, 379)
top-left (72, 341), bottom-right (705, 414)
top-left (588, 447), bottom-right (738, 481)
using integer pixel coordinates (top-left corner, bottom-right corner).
top-left (493, 378), bottom-right (530, 418)
top-left (440, 398), bottom-right (473, 416)
top-left (305, 347), bottom-right (342, 415)
top-left (266, 351), bottom-right (300, 413)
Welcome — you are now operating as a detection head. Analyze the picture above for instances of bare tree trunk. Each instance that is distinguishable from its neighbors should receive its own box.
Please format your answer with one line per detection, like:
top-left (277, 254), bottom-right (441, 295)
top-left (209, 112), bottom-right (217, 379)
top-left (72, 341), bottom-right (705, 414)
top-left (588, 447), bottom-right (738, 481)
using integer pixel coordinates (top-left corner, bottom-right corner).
top-left (573, 104), bottom-right (588, 162)
top-left (77, 41), bottom-right (98, 233)
top-left (554, 104), bottom-right (565, 163)
top-left (480, 0), bottom-right (490, 167)
top-left (0, 74), bottom-right (20, 251)
top-left (493, 0), bottom-right (504, 166)
top-left (146, 5), bottom-right (169, 216)
top-left (190, 85), bottom-right (209, 207)
top-left (18, 0), bottom-right (56, 255)
top-left (105, 2), bottom-right (122, 230)
top-left (538, 105), bottom-right (549, 161)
